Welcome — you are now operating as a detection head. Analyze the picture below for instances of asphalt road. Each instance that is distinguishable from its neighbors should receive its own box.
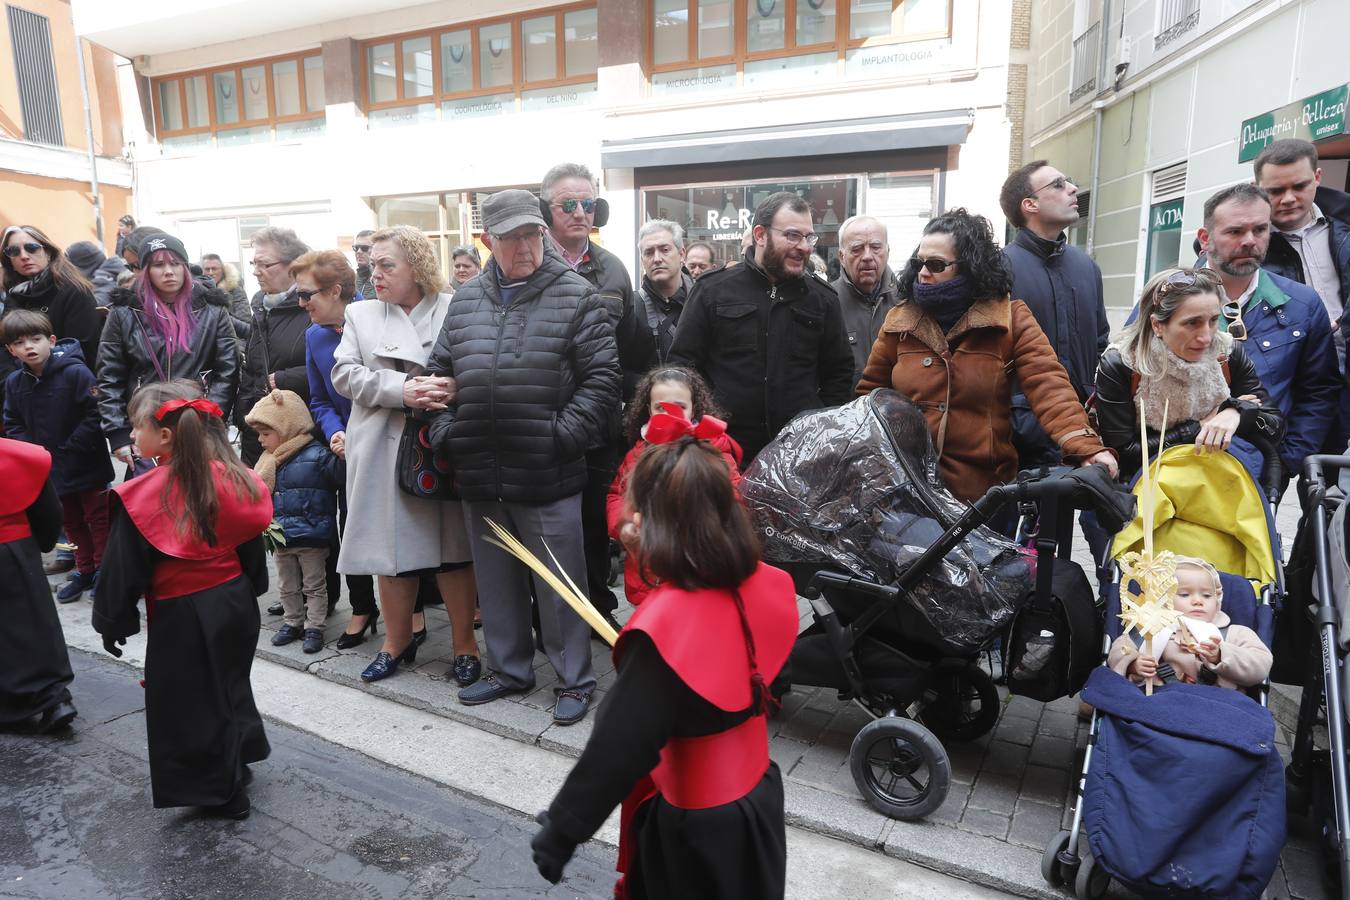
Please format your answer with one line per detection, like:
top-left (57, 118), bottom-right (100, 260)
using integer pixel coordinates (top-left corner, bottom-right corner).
top-left (0, 649), bottom-right (614, 900)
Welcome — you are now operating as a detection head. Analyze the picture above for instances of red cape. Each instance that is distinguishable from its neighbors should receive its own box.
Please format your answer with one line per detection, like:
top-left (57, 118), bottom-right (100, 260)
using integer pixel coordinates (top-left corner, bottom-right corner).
top-left (112, 462), bottom-right (272, 558)
top-left (0, 437), bottom-right (52, 516)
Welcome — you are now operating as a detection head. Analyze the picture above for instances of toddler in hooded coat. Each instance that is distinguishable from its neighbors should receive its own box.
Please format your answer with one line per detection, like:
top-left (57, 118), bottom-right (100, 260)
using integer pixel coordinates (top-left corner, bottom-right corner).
top-left (245, 389), bottom-right (343, 653)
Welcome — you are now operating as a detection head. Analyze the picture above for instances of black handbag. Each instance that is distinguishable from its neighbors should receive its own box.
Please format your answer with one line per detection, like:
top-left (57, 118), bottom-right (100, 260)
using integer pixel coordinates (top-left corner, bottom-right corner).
top-left (396, 412), bottom-right (458, 500)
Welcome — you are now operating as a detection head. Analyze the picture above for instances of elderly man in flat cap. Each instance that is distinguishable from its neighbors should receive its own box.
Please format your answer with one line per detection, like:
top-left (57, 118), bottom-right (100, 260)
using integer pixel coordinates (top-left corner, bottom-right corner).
top-left (426, 189), bottom-right (620, 725)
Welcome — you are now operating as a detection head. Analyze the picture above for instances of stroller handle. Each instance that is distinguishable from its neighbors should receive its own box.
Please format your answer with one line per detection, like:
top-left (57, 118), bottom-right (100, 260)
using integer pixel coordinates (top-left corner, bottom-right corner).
top-left (1246, 430), bottom-right (1285, 502)
top-left (1304, 453), bottom-right (1350, 493)
top-left (803, 570), bottom-right (901, 603)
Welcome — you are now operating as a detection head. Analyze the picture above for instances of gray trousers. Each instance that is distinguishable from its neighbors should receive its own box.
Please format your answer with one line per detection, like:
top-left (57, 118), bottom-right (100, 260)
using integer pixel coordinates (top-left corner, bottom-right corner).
top-left (463, 494), bottom-right (596, 693)
top-left (276, 545), bottom-right (330, 630)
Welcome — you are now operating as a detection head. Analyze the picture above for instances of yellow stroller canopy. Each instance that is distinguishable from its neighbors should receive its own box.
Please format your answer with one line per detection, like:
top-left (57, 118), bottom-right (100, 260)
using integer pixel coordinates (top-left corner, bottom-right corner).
top-left (1111, 445), bottom-right (1277, 587)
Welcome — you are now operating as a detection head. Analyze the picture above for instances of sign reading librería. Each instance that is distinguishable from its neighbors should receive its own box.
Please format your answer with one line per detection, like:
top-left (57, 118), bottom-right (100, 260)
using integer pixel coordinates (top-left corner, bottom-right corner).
top-left (1238, 84), bottom-right (1349, 162)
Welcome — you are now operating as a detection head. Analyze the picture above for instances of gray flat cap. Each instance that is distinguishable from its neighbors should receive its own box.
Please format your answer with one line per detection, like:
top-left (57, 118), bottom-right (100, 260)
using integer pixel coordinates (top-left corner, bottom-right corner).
top-left (482, 189), bottom-right (546, 236)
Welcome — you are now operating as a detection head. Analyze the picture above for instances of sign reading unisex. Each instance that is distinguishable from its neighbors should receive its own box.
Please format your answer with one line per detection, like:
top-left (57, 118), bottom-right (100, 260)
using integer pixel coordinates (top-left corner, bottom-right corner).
top-left (1238, 84), bottom-right (1350, 162)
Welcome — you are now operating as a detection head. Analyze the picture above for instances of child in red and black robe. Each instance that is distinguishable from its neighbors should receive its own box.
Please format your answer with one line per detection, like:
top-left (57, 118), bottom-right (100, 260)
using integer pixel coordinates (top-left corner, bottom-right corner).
top-left (93, 379), bottom-right (273, 819)
top-left (534, 436), bottom-right (798, 900)
top-left (0, 437), bottom-right (77, 732)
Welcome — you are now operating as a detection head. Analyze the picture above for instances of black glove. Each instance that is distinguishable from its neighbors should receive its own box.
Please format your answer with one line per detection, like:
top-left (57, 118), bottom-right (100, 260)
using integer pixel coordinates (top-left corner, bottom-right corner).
top-left (530, 811), bottom-right (575, 885)
top-left (102, 635), bottom-right (126, 658)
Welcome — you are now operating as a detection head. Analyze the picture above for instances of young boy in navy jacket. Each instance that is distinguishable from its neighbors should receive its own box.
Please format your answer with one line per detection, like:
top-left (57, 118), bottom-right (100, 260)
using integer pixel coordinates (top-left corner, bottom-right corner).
top-left (2, 310), bottom-right (113, 602)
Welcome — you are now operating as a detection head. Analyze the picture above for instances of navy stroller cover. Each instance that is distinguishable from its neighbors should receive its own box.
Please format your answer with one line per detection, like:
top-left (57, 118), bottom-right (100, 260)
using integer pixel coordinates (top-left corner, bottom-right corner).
top-left (1080, 667), bottom-right (1286, 899)
top-left (741, 389), bottom-right (1031, 654)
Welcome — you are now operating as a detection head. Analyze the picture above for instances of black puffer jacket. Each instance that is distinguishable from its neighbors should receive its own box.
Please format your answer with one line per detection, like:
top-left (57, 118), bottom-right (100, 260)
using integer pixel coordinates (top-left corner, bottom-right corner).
top-left (572, 239), bottom-right (653, 411)
top-left (1095, 342), bottom-right (1285, 483)
top-left (667, 250), bottom-right (854, 462)
top-left (235, 287), bottom-right (312, 425)
top-left (426, 248), bottom-right (621, 503)
top-left (96, 283), bottom-right (241, 450)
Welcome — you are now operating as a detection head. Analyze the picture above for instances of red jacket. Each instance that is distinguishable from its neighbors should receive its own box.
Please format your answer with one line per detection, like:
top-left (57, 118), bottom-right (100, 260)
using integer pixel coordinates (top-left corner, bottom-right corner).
top-left (607, 430), bottom-right (742, 606)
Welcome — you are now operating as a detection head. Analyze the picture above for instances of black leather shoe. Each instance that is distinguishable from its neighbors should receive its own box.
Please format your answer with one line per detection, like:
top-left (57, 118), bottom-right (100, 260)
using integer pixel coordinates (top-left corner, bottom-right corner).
top-left (265, 602), bottom-right (284, 617)
top-left (38, 700), bottom-right (77, 733)
top-left (336, 612), bottom-right (378, 650)
top-left (552, 690), bottom-right (592, 725)
top-left (458, 673), bottom-right (531, 705)
top-left (360, 642), bottom-right (417, 683)
top-left (302, 628), bottom-right (324, 654)
top-left (206, 787), bottom-right (250, 820)
top-left (453, 654), bottom-right (481, 687)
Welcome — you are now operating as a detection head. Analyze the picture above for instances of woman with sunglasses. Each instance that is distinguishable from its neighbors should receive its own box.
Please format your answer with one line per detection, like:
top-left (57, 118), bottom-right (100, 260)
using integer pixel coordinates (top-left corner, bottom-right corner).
top-left (0, 226), bottom-right (102, 383)
top-left (96, 232), bottom-right (240, 472)
top-left (1095, 267), bottom-right (1283, 483)
top-left (856, 209), bottom-right (1116, 532)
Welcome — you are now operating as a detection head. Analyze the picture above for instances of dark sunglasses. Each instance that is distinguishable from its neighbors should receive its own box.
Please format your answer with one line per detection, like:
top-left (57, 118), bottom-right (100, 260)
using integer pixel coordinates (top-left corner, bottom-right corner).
top-left (1157, 268), bottom-right (1219, 295)
top-left (910, 256), bottom-right (959, 274)
top-left (4, 242), bottom-right (43, 258)
top-left (295, 287), bottom-right (325, 303)
top-left (352, 244), bottom-right (372, 253)
top-left (554, 198), bottom-right (596, 214)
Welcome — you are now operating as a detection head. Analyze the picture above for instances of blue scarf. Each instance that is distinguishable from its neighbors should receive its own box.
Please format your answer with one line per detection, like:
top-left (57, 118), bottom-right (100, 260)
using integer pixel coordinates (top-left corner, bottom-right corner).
top-left (913, 275), bottom-right (974, 335)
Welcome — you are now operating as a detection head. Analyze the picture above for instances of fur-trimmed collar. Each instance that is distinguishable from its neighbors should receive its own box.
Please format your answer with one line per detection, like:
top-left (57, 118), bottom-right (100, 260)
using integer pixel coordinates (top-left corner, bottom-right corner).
top-left (108, 281), bottom-right (230, 311)
top-left (883, 296), bottom-right (1011, 352)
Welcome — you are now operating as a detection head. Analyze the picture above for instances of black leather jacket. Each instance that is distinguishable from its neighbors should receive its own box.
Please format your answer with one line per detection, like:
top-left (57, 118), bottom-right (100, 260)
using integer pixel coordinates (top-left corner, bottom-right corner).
top-left (1095, 343), bottom-right (1284, 484)
top-left (96, 284), bottom-right (241, 449)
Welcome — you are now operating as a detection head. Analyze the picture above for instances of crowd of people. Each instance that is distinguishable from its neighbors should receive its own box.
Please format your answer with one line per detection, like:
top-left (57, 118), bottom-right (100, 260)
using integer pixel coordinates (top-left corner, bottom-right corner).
top-left (0, 140), bottom-right (1347, 894)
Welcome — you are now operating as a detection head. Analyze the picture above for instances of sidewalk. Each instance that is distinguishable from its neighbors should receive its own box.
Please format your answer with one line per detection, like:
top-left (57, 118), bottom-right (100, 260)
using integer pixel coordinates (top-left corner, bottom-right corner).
top-left (47, 491), bottom-right (1329, 899)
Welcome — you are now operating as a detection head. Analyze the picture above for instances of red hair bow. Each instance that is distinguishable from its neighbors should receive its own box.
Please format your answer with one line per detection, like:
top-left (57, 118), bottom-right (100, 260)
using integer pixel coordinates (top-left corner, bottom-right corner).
top-left (154, 398), bottom-right (225, 422)
top-left (645, 401), bottom-right (727, 445)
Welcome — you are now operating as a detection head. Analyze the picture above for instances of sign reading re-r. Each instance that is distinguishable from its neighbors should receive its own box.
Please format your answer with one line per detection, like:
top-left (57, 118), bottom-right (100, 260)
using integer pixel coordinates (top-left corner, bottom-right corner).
top-left (707, 208), bottom-right (753, 230)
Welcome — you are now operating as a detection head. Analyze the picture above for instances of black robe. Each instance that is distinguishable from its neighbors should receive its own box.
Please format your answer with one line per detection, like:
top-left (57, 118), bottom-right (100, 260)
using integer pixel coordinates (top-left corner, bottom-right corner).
top-left (0, 479), bottom-right (73, 725)
top-left (92, 500), bottom-right (270, 808)
top-left (546, 633), bottom-right (787, 900)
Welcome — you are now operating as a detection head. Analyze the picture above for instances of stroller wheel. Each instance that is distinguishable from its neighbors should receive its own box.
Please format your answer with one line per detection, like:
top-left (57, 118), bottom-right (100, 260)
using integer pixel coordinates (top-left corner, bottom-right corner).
top-left (1041, 830), bottom-right (1073, 886)
top-left (1074, 849), bottom-right (1110, 900)
top-left (848, 717), bottom-right (950, 820)
top-left (918, 664), bottom-right (1000, 742)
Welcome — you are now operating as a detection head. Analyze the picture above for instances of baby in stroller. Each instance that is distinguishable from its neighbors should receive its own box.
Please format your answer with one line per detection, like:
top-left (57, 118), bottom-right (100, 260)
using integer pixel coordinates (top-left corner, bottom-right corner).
top-left (1107, 557), bottom-right (1272, 691)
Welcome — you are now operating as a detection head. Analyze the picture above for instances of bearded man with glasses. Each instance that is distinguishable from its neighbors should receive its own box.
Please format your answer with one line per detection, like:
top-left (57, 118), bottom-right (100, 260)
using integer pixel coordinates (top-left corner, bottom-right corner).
top-left (668, 191), bottom-right (853, 464)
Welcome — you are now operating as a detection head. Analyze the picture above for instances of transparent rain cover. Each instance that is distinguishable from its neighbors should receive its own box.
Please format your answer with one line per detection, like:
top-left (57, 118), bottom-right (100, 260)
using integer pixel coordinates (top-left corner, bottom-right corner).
top-left (742, 389), bottom-right (1031, 653)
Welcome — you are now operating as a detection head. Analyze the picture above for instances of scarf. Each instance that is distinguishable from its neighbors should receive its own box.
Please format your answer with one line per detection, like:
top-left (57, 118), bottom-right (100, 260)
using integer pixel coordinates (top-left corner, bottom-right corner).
top-left (913, 275), bottom-right (975, 334)
top-left (7, 267), bottom-right (54, 301)
top-left (1124, 340), bottom-right (1231, 432)
top-left (254, 433), bottom-right (315, 491)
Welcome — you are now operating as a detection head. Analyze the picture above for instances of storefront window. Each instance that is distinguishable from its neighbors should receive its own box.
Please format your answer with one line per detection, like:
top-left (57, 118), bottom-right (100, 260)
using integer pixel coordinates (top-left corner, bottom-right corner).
top-left (643, 177), bottom-right (860, 268)
top-left (403, 36), bottom-right (434, 98)
top-left (654, 0), bottom-right (690, 65)
top-left (1145, 198), bottom-right (1184, 279)
top-left (797, 0), bottom-right (837, 46)
top-left (523, 15), bottom-right (558, 82)
top-left (564, 9), bottom-right (599, 77)
top-left (746, 0), bottom-right (786, 53)
top-left (154, 52), bottom-right (325, 146)
top-left (479, 23), bottom-right (514, 89)
top-left (441, 30), bottom-right (472, 94)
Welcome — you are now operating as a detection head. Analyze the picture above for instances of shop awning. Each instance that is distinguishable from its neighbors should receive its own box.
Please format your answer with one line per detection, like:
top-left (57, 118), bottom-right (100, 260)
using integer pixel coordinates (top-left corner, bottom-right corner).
top-left (600, 109), bottom-right (974, 170)
top-left (1239, 84), bottom-right (1350, 163)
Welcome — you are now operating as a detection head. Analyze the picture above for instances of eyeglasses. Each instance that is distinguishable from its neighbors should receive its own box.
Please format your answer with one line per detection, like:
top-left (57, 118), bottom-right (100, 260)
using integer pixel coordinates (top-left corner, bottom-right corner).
top-left (554, 198), bottom-right (596, 215)
top-left (769, 227), bottom-right (820, 247)
top-left (296, 287), bottom-right (324, 303)
top-left (845, 240), bottom-right (886, 255)
top-left (251, 259), bottom-right (283, 270)
top-left (1028, 176), bottom-right (1074, 197)
top-left (492, 228), bottom-right (543, 244)
top-left (352, 244), bottom-right (372, 253)
top-left (4, 242), bottom-right (43, 258)
top-left (910, 256), bottom-right (959, 274)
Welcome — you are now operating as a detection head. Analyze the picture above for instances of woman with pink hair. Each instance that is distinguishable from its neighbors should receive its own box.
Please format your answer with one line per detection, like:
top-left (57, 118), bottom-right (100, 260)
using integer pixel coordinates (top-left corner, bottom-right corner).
top-left (96, 232), bottom-right (240, 469)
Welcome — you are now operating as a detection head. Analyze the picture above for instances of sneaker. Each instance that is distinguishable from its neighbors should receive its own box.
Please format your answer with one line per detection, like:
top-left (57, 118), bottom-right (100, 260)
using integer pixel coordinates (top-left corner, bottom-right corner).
top-left (271, 624), bottom-right (303, 646)
top-left (44, 547), bottom-right (75, 576)
top-left (301, 628), bottom-right (324, 654)
top-left (56, 570), bottom-right (96, 604)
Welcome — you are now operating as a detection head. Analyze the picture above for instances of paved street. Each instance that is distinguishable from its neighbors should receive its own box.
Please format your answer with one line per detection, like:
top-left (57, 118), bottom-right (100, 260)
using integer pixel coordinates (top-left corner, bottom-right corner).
top-left (0, 650), bottom-right (616, 900)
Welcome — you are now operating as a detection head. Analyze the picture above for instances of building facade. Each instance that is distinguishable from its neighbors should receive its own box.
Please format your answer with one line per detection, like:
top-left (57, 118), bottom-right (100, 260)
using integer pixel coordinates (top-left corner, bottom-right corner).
top-left (1, 0), bottom-right (131, 253)
top-left (73, 0), bottom-right (1027, 295)
top-left (1026, 0), bottom-right (1350, 323)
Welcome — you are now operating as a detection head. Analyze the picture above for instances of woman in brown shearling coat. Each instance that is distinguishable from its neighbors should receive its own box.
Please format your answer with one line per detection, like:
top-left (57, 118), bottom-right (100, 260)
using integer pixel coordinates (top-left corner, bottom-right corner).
top-left (856, 209), bottom-right (1116, 524)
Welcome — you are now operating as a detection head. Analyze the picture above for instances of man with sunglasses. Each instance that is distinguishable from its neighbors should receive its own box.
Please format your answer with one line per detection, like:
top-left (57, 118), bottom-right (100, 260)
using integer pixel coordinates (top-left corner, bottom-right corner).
top-left (540, 163), bottom-right (653, 635)
top-left (1197, 182), bottom-right (1339, 497)
top-left (352, 229), bottom-right (375, 301)
top-left (668, 191), bottom-right (853, 463)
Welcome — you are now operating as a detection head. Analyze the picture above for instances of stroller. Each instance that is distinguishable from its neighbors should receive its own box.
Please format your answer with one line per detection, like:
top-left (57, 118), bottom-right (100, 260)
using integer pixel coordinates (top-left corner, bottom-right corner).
top-left (1043, 445), bottom-right (1286, 900)
top-left (1286, 454), bottom-right (1350, 895)
top-left (743, 390), bottom-right (1133, 821)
